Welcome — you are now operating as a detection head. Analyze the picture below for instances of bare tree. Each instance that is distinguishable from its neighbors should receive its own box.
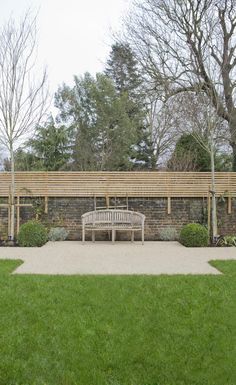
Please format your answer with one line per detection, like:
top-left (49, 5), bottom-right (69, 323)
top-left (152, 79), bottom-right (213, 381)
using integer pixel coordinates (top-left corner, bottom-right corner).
top-left (0, 12), bottom-right (49, 241)
top-left (171, 91), bottom-right (223, 240)
top-left (123, 0), bottom-right (236, 168)
top-left (191, 100), bottom-right (220, 241)
top-left (167, 150), bottom-right (199, 171)
top-left (145, 94), bottom-right (179, 167)
top-left (0, 145), bottom-right (5, 170)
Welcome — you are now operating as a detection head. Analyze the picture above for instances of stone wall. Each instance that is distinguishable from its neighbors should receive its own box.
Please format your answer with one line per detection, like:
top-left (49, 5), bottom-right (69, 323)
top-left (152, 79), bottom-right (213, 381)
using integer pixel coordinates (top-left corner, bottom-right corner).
top-left (1, 196), bottom-right (235, 240)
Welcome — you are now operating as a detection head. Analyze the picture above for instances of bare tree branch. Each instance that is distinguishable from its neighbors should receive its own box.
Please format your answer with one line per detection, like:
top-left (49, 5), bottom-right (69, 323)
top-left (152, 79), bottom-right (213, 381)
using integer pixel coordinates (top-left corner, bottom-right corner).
top-left (0, 11), bottom-right (49, 240)
top-left (122, 0), bottom-right (236, 168)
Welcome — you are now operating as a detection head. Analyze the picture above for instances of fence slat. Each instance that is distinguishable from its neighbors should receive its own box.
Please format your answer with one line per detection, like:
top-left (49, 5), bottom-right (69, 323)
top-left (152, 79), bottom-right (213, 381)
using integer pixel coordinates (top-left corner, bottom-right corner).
top-left (0, 171), bottom-right (235, 198)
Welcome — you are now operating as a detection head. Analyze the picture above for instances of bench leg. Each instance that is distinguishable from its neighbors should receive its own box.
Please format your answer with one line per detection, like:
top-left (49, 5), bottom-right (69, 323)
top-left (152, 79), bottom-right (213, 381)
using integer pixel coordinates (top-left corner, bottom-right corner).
top-left (131, 231), bottom-right (134, 243)
top-left (92, 231), bottom-right (95, 243)
top-left (142, 227), bottom-right (144, 245)
top-left (112, 229), bottom-right (115, 244)
top-left (82, 226), bottom-right (85, 244)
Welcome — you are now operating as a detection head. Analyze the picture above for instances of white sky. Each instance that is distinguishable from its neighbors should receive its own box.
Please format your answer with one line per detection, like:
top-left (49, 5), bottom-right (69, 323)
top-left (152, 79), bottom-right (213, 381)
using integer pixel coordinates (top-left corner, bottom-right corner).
top-left (0, 0), bottom-right (132, 97)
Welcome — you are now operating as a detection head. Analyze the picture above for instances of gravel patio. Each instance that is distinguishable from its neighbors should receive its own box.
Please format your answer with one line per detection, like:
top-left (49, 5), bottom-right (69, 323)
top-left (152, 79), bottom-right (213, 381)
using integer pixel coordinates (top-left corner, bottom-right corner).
top-left (0, 241), bottom-right (236, 275)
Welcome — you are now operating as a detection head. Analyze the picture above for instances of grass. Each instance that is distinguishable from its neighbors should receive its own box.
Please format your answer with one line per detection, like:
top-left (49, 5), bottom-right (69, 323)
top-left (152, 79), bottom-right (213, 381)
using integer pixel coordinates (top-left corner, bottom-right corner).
top-left (0, 260), bottom-right (235, 385)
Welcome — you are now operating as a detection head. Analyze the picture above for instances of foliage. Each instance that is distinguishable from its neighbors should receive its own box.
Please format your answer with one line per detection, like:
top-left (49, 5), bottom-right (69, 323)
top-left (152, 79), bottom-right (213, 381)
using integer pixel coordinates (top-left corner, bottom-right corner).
top-left (4, 117), bottom-right (71, 172)
top-left (168, 134), bottom-right (211, 171)
top-left (55, 73), bottom-right (139, 170)
top-left (32, 198), bottom-right (45, 221)
top-left (105, 42), bottom-right (142, 97)
top-left (26, 116), bottom-right (71, 171)
top-left (4, 149), bottom-right (41, 171)
top-left (17, 220), bottom-right (48, 247)
top-left (159, 227), bottom-right (179, 241)
top-left (10, 116), bottom-right (71, 172)
top-left (180, 223), bottom-right (208, 247)
top-left (105, 43), bottom-right (153, 168)
top-left (48, 227), bottom-right (69, 241)
top-left (0, 259), bottom-right (235, 385)
top-left (216, 235), bottom-right (236, 247)
top-left (215, 153), bottom-right (233, 172)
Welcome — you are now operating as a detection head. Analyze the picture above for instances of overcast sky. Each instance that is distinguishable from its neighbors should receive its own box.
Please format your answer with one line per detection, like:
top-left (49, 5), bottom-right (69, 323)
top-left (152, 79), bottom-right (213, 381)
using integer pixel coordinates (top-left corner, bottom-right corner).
top-left (0, 0), bottom-right (132, 96)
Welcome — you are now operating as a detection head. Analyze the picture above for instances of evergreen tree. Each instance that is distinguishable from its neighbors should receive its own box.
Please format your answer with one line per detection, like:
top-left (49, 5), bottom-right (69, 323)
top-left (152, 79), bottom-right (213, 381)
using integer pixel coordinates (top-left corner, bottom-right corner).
top-left (54, 73), bottom-right (139, 170)
top-left (55, 73), bottom-right (98, 170)
top-left (105, 43), bottom-right (142, 97)
top-left (4, 117), bottom-right (70, 171)
top-left (106, 43), bottom-right (152, 168)
top-left (29, 117), bottom-right (70, 171)
top-left (4, 150), bottom-right (40, 171)
top-left (168, 134), bottom-right (211, 171)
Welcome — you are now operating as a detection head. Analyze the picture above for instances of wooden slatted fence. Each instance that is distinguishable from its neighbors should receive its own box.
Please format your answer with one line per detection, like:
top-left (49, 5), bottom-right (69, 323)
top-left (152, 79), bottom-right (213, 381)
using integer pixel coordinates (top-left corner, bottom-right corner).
top-left (0, 171), bottom-right (235, 198)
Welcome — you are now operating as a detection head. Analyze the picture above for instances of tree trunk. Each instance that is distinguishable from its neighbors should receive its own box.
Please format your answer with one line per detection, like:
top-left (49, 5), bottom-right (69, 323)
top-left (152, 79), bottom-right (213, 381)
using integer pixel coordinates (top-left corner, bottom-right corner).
top-left (229, 111), bottom-right (236, 171)
top-left (231, 142), bottom-right (236, 171)
top-left (9, 143), bottom-right (15, 241)
top-left (210, 145), bottom-right (218, 242)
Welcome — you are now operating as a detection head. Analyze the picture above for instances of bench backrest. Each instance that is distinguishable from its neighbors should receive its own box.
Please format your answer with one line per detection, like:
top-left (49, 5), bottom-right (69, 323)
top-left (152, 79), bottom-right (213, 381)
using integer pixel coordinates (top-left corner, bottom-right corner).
top-left (82, 209), bottom-right (145, 226)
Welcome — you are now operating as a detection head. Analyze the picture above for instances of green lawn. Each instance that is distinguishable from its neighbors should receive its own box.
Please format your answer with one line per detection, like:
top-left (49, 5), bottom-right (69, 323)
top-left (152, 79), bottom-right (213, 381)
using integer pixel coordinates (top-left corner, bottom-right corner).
top-left (0, 260), bottom-right (236, 385)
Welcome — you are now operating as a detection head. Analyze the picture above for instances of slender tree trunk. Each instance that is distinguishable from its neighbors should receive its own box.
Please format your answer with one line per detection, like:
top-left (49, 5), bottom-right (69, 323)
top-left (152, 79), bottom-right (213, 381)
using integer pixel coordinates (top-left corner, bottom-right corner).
top-left (231, 142), bottom-right (236, 171)
top-left (210, 143), bottom-right (218, 242)
top-left (229, 111), bottom-right (236, 171)
top-left (9, 143), bottom-right (15, 241)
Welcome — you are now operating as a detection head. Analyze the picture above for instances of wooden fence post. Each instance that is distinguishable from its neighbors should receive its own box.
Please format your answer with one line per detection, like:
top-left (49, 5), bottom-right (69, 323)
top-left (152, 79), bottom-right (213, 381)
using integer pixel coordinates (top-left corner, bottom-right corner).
top-left (45, 196), bottom-right (48, 214)
top-left (167, 197), bottom-right (171, 215)
top-left (228, 193), bottom-right (232, 214)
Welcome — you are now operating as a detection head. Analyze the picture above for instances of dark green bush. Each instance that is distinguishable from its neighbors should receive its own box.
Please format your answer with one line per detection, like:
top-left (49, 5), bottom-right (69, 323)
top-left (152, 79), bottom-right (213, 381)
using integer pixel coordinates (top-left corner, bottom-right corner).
top-left (180, 223), bottom-right (208, 247)
top-left (17, 220), bottom-right (48, 247)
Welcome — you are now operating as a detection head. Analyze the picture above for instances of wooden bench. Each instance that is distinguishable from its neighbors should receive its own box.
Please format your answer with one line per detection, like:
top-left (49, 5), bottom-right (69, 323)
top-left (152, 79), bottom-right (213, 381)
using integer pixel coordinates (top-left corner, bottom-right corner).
top-left (82, 209), bottom-right (145, 244)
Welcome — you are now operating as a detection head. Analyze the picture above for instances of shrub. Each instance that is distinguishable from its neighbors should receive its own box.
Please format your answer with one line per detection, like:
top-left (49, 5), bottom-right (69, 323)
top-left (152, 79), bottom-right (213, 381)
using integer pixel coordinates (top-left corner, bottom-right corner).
top-left (180, 223), bottom-right (208, 247)
top-left (17, 220), bottom-right (48, 247)
top-left (216, 235), bottom-right (236, 247)
top-left (159, 227), bottom-right (179, 241)
top-left (48, 227), bottom-right (68, 241)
